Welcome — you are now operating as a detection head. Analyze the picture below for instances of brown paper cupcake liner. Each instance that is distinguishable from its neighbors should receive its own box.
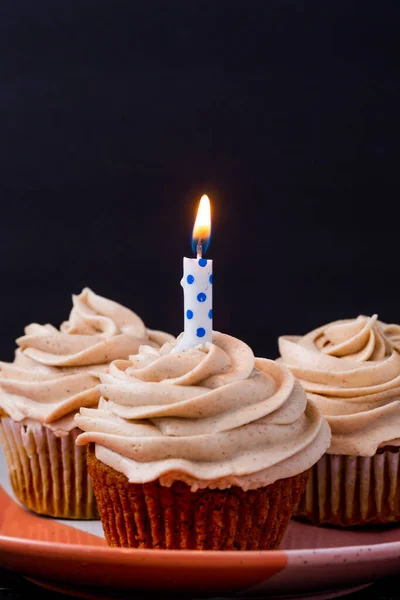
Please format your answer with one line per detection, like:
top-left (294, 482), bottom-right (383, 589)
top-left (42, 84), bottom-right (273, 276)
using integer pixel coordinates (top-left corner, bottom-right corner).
top-left (0, 417), bottom-right (98, 519)
top-left (295, 448), bottom-right (400, 527)
top-left (87, 444), bottom-right (308, 550)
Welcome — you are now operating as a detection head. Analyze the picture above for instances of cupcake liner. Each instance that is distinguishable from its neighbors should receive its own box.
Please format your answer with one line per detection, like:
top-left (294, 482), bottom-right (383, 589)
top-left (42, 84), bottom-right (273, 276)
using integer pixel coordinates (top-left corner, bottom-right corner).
top-left (0, 417), bottom-right (98, 519)
top-left (87, 444), bottom-right (308, 550)
top-left (295, 448), bottom-right (400, 527)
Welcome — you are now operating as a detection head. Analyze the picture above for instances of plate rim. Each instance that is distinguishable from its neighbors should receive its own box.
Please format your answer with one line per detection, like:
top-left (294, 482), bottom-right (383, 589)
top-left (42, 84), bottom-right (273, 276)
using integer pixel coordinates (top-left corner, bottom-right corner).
top-left (1, 533), bottom-right (400, 559)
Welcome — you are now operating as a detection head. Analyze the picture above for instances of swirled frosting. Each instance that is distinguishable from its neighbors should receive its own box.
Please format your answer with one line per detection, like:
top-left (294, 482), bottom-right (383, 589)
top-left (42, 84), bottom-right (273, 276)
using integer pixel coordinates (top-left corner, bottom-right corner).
top-left (0, 288), bottom-right (174, 435)
top-left (381, 321), bottom-right (400, 356)
top-left (75, 332), bottom-right (330, 491)
top-left (279, 315), bottom-right (400, 456)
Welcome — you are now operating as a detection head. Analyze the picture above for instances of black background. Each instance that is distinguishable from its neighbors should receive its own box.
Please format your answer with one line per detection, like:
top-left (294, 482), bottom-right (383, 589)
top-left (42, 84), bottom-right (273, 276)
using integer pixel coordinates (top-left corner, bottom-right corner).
top-left (0, 567), bottom-right (399, 600)
top-left (1, 1), bottom-right (399, 363)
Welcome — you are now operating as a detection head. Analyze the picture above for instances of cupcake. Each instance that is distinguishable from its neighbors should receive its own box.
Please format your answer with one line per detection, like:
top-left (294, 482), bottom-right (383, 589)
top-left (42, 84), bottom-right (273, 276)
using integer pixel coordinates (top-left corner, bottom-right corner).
top-left (279, 314), bottom-right (400, 527)
top-left (0, 288), bottom-right (173, 519)
top-left (75, 331), bottom-right (330, 549)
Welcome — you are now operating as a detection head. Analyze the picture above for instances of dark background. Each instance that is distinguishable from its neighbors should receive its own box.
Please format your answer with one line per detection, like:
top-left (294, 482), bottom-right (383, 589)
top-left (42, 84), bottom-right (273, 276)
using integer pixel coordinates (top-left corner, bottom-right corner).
top-left (0, 567), bottom-right (398, 600)
top-left (1, 0), bottom-right (399, 363)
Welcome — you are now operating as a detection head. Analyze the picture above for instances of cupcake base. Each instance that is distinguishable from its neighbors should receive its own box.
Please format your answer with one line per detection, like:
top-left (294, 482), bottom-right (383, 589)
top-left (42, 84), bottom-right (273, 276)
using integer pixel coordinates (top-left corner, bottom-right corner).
top-left (87, 444), bottom-right (308, 550)
top-left (0, 416), bottom-right (98, 519)
top-left (295, 448), bottom-right (400, 527)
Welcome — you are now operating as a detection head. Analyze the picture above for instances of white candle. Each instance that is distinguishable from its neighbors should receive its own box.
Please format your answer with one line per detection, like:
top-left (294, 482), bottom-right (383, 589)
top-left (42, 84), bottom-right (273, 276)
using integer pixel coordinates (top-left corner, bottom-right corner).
top-left (174, 195), bottom-right (213, 352)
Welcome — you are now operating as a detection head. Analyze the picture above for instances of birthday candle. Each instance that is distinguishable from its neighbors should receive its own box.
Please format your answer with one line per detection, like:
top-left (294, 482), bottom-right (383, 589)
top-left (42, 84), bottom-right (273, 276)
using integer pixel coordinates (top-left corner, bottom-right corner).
top-left (174, 195), bottom-right (213, 351)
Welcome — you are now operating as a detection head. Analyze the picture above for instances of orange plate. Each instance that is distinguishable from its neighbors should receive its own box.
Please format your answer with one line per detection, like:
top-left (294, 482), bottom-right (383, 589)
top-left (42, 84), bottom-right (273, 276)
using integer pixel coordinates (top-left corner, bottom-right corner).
top-left (1, 452), bottom-right (400, 599)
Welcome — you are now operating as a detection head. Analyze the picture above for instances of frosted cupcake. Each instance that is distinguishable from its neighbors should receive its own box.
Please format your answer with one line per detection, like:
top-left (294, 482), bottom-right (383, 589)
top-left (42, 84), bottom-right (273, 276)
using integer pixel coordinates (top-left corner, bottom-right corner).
top-left (75, 332), bottom-right (330, 549)
top-left (279, 314), bottom-right (400, 526)
top-left (0, 288), bottom-right (173, 519)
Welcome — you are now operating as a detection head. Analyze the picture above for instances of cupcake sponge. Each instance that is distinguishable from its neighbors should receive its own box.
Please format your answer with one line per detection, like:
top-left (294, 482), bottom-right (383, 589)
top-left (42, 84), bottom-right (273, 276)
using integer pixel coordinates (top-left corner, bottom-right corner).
top-left (87, 444), bottom-right (308, 550)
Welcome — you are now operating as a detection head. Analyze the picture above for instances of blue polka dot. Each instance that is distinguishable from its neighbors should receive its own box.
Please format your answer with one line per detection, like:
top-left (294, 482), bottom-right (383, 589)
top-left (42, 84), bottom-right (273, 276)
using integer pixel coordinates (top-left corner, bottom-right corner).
top-left (196, 327), bottom-right (206, 338)
top-left (186, 310), bottom-right (193, 320)
top-left (187, 274), bottom-right (194, 284)
top-left (209, 274), bottom-right (213, 284)
top-left (198, 258), bottom-right (207, 267)
top-left (208, 309), bottom-right (213, 319)
top-left (197, 293), bottom-right (207, 303)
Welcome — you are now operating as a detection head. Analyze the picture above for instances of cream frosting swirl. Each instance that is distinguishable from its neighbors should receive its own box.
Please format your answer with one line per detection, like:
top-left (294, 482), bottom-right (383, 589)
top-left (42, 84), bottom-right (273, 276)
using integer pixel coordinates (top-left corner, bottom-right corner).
top-left (0, 288), bottom-right (174, 435)
top-left (381, 321), bottom-right (400, 356)
top-left (75, 332), bottom-right (330, 491)
top-left (279, 315), bottom-right (400, 456)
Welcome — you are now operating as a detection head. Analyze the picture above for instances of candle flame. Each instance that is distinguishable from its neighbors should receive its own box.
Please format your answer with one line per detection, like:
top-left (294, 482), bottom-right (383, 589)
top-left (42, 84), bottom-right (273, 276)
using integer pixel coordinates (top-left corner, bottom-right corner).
top-left (192, 194), bottom-right (211, 255)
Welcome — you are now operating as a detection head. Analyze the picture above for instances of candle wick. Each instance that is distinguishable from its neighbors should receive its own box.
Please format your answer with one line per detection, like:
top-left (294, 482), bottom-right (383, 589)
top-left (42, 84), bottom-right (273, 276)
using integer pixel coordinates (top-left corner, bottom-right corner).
top-left (196, 238), bottom-right (203, 259)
